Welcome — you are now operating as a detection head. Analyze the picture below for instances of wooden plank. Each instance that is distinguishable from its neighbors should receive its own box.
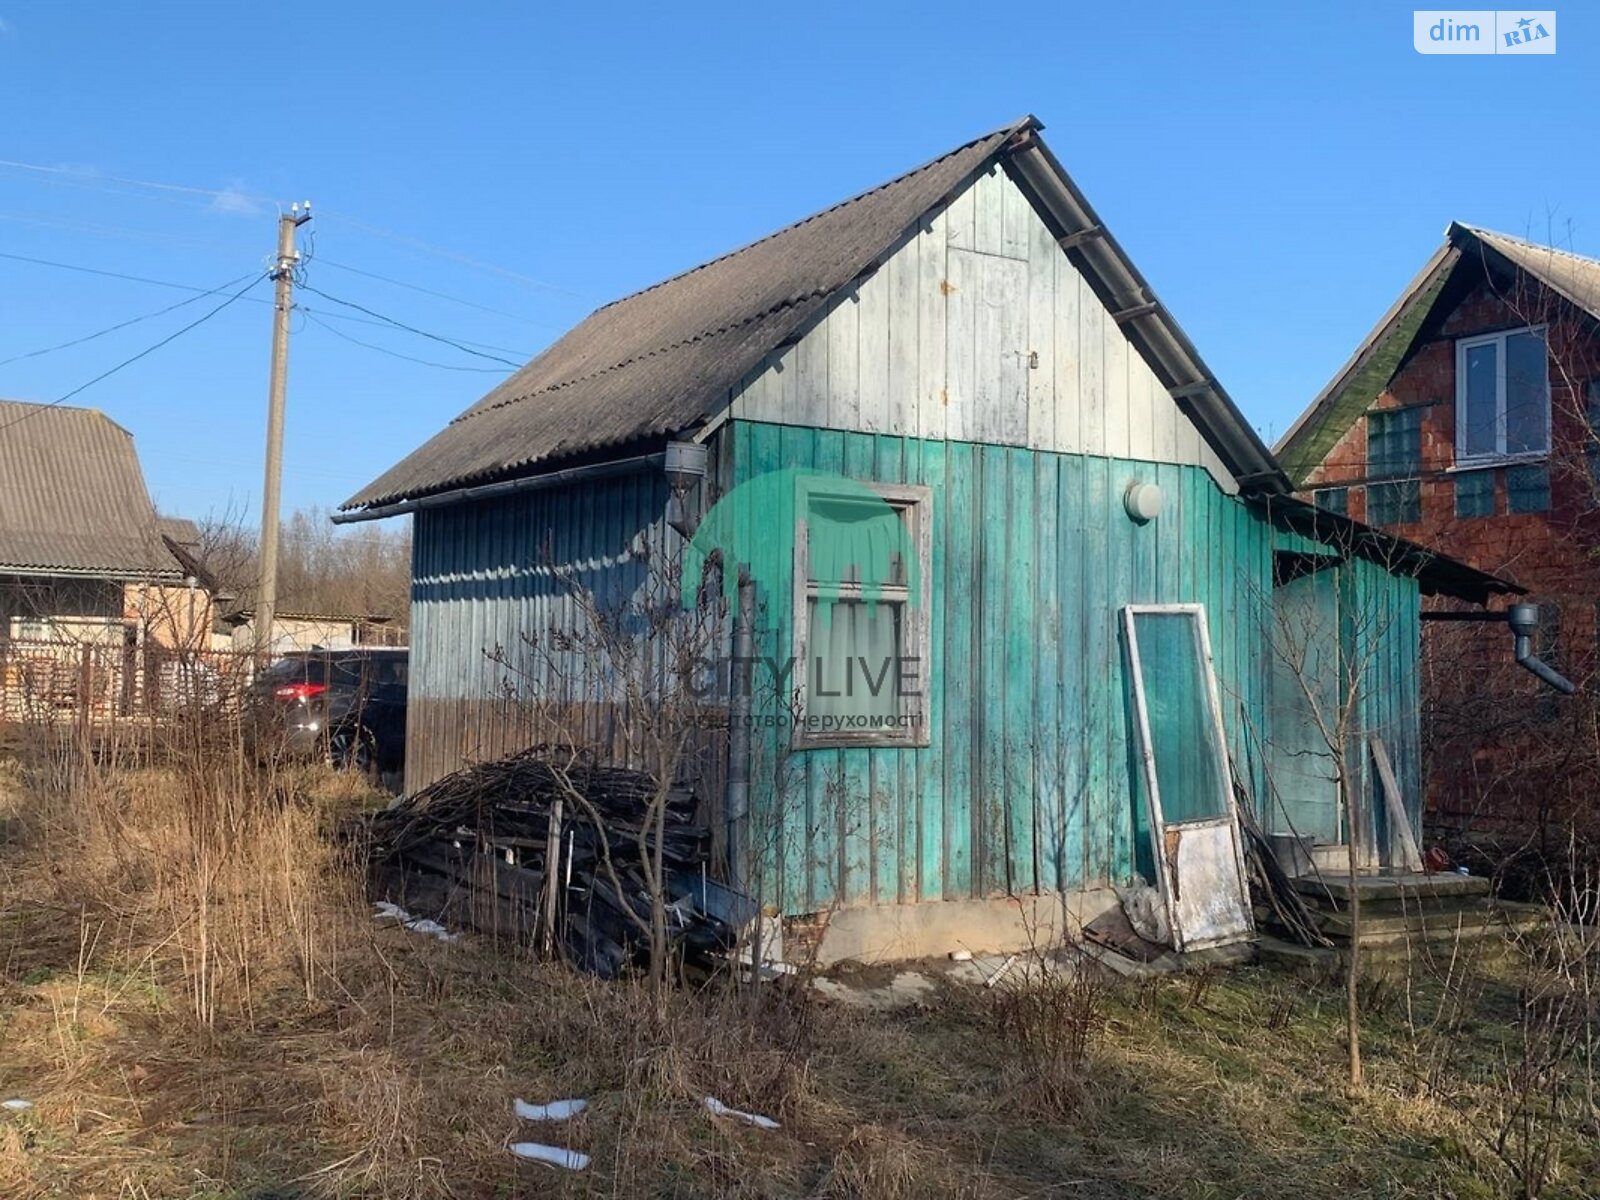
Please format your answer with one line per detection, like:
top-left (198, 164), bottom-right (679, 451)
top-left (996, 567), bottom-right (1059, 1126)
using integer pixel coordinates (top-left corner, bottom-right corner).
top-left (981, 255), bottom-right (1029, 446)
top-left (1025, 212), bottom-right (1056, 451)
top-left (1148, 361), bottom-right (1178, 463)
top-left (885, 242), bottom-right (919, 438)
top-left (744, 423), bottom-right (787, 907)
top-left (1081, 457), bottom-right (1111, 883)
top-left (1053, 250), bottom-right (1082, 454)
top-left (942, 441), bottom-right (977, 897)
top-left (807, 428), bottom-right (847, 906)
top-left (1078, 272), bottom-right (1106, 457)
top-left (1034, 451), bottom-right (1062, 891)
top-left (832, 432), bottom-right (873, 905)
top-left (857, 268), bottom-right (890, 435)
top-left (977, 447), bottom-right (1009, 893)
top-left (974, 168), bottom-right (1005, 256)
top-left (1104, 457), bottom-right (1135, 882)
top-left (1102, 312), bottom-right (1130, 460)
top-left (870, 433), bottom-right (903, 905)
top-left (917, 210), bottom-right (948, 442)
top-left (1058, 455), bottom-right (1087, 888)
top-left (1371, 721), bottom-right (1421, 868)
top-left (945, 178), bottom-right (976, 251)
top-left (1000, 169), bottom-right (1032, 260)
top-left (794, 313), bottom-right (831, 429)
top-left (1005, 449), bottom-right (1037, 893)
top-left (918, 439), bottom-right (948, 900)
top-left (828, 288), bottom-right (862, 431)
top-left (944, 248), bottom-right (977, 443)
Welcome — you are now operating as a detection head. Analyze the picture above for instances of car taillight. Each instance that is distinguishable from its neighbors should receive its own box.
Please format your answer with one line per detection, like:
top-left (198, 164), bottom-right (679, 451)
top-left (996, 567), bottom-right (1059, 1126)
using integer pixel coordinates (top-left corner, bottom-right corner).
top-left (273, 682), bottom-right (328, 703)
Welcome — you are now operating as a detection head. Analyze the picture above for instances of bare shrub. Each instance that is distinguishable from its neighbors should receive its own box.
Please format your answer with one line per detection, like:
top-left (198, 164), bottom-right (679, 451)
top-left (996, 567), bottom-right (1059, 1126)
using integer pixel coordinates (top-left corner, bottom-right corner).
top-left (10, 710), bottom-right (369, 1034)
top-left (986, 941), bottom-right (1105, 1120)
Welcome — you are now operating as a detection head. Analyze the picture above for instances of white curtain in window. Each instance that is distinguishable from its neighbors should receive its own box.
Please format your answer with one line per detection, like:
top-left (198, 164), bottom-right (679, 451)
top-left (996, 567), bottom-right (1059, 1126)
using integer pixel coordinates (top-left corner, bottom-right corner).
top-left (807, 598), bottom-right (901, 726)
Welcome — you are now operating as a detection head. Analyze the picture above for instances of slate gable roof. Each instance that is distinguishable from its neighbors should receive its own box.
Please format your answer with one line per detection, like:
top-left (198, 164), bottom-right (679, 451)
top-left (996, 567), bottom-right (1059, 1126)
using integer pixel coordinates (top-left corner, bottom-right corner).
top-left (0, 400), bottom-right (185, 580)
top-left (344, 116), bottom-right (1288, 512)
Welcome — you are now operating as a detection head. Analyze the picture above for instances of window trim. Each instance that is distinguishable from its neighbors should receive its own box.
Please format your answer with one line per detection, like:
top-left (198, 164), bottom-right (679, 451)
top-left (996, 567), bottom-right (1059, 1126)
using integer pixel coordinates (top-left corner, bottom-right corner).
top-left (790, 478), bottom-right (932, 749)
top-left (1454, 325), bottom-right (1550, 466)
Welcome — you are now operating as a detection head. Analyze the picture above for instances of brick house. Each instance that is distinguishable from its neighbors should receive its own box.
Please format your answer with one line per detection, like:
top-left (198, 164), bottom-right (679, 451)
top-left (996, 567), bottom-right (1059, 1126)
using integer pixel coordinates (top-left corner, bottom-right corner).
top-left (1277, 224), bottom-right (1600, 841)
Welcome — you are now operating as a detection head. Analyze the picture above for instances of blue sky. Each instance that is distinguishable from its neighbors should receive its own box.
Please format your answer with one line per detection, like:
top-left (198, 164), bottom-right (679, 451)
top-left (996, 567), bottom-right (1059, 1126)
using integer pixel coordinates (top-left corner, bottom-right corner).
top-left (1, 2), bottom-right (1594, 525)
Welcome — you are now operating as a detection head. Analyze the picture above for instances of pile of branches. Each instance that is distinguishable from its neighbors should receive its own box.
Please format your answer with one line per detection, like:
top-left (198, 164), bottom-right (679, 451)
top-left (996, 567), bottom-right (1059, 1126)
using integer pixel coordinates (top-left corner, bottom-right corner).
top-left (363, 747), bottom-right (738, 978)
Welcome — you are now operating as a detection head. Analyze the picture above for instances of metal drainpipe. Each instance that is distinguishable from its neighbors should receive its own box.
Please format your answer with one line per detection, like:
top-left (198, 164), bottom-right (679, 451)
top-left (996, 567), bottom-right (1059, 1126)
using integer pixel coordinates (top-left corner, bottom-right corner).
top-left (1507, 603), bottom-right (1577, 695)
top-left (725, 566), bottom-right (754, 889)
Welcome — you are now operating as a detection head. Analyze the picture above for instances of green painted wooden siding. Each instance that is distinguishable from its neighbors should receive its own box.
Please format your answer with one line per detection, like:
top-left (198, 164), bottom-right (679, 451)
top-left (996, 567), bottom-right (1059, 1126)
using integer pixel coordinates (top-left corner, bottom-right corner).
top-left (731, 419), bottom-right (1281, 912)
top-left (399, 420), bottom-right (1425, 910)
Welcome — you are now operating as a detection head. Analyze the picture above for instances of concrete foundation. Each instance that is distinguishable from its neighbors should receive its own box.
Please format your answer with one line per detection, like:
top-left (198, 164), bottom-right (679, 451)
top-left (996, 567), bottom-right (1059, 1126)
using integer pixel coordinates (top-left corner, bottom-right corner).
top-left (804, 889), bottom-right (1122, 966)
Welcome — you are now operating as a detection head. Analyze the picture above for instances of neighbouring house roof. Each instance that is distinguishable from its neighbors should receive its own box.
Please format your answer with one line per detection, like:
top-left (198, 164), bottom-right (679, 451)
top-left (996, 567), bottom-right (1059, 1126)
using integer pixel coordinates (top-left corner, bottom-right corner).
top-left (1256, 496), bottom-right (1523, 606)
top-left (1276, 223), bottom-right (1600, 484)
top-left (343, 115), bottom-right (1287, 514)
top-left (0, 400), bottom-right (188, 581)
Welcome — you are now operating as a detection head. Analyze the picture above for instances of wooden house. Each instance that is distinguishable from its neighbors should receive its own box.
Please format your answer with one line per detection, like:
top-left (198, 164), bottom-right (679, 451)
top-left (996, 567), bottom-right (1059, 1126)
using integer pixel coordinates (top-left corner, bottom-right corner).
top-left (341, 117), bottom-right (1513, 959)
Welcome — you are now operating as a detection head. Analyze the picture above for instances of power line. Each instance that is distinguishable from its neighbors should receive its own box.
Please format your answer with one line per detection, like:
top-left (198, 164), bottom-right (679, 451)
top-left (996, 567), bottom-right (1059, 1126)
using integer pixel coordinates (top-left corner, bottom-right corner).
top-left (0, 158), bottom-right (578, 301)
top-left (298, 283), bottom-right (528, 368)
top-left (315, 209), bottom-right (588, 299)
top-left (317, 258), bottom-right (554, 328)
top-left (0, 158), bottom-right (277, 208)
top-left (0, 249), bottom-right (241, 295)
top-left (0, 209), bottom-right (250, 253)
top-left (304, 312), bottom-right (511, 374)
top-left (0, 272), bottom-right (259, 368)
top-left (2, 250), bottom-right (528, 355)
top-left (0, 273), bottom-right (267, 435)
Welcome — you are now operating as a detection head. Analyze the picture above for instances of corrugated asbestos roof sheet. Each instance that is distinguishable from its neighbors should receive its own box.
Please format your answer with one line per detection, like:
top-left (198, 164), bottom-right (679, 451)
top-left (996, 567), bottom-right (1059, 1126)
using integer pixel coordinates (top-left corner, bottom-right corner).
top-left (1462, 225), bottom-right (1600, 321)
top-left (345, 115), bottom-right (1293, 513)
top-left (344, 120), bottom-right (1034, 510)
top-left (0, 400), bottom-right (180, 578)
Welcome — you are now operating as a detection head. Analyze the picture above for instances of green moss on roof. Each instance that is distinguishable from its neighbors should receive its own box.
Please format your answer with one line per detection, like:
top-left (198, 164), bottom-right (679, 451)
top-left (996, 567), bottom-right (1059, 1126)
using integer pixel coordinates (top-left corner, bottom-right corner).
top-left (1280, 271), bottom-right (1450, 486)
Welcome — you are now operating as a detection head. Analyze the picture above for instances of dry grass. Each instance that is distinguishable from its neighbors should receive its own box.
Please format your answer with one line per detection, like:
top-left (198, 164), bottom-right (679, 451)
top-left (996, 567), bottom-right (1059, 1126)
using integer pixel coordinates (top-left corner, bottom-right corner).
top-left (2, 743), bottom-right (1599, 1198)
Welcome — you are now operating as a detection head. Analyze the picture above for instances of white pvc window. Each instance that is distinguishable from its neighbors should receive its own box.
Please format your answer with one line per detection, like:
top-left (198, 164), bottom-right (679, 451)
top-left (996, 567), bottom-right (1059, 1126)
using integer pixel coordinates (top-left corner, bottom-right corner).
top-left (791, 480), bottom-right (931, 748)
top-left (1456, 326), bottom-right (1550, 464)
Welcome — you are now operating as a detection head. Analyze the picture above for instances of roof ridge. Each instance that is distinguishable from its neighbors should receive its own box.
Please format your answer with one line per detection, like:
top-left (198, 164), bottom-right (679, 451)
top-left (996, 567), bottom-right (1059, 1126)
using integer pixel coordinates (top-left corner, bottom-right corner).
top-left (0, 397), bottom-right (106, 415)
top-left (1462, 223), bottom-right (1600, 266)
top-left (588, 116), bottom-right (1036, 316)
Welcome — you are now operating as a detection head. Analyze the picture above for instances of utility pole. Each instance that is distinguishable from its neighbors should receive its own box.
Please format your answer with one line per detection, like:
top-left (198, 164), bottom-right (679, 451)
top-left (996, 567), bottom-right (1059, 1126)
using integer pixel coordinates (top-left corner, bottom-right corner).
top-left (256, 202), bottom-right (311, 658)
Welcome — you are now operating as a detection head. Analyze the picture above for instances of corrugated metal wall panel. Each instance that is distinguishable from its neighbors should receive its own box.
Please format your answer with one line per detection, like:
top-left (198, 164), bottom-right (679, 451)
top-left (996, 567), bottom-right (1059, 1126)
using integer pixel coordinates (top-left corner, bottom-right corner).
top-left (405, 468), bottom-right (694, 792)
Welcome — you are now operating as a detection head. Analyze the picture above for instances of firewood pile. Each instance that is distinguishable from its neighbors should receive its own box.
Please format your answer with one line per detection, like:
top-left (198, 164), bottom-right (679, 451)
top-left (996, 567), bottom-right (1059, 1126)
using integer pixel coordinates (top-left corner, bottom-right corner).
top-left (363, 748), bottom-right (741, 978)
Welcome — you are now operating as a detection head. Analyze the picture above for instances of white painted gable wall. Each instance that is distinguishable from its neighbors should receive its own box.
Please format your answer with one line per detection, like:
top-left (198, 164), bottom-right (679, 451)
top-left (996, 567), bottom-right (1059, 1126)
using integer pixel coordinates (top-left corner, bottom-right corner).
top-left (728, 164), bottom-right (1237, 493)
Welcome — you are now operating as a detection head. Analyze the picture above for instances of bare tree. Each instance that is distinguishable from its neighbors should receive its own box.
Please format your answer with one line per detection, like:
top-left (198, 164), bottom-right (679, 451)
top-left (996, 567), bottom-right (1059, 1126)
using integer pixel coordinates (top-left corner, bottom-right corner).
top-left (1265, 541), bottom-right (1419, 1089)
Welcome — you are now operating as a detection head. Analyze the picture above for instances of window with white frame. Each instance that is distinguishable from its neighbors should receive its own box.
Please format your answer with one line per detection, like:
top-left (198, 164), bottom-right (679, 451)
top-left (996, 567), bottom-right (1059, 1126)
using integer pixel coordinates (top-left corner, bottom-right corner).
top-left (791, 479), bottom-right (931, 748)
top-left (1455, 326), bottom-right (1550, 463)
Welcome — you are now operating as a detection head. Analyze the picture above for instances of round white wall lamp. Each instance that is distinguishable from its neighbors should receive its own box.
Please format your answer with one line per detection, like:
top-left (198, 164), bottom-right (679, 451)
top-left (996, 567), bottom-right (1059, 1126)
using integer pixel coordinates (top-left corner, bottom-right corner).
top-left (1124, 481), bottom-right (1163, 523)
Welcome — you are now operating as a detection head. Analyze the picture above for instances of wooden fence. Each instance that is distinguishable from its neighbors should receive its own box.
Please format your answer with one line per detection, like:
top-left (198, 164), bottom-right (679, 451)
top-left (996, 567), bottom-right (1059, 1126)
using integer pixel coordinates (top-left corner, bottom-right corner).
top-left (0, 638), bottom-right (257, 725)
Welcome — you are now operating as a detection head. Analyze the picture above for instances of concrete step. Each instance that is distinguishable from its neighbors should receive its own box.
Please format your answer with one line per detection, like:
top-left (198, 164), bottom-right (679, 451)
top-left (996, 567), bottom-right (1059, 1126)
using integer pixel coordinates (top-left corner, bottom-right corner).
top-left (1291, 871), bottom-right (1490, 913)
top-left (1261, 903), bottom-right (1548, 966)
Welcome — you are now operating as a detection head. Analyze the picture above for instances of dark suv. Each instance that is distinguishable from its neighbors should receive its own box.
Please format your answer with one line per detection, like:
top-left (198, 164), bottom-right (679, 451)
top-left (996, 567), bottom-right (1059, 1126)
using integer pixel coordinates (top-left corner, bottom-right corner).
top-left (252, 648), bottom-right (407, 783)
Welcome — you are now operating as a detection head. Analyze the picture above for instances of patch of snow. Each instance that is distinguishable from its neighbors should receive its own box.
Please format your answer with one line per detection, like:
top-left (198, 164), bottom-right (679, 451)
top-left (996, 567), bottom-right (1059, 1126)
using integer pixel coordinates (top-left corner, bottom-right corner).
top-left (510, 1141), bottom-right (590, 1170)
top-left (514, 1097), bottom-right (587, 1121)
top-left (372, 901), bottom-right (459, 943)
top-left (704, 1095), bottom-right (779, 1130)
top-left (2, 1099), bottom-right (33, 1111)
